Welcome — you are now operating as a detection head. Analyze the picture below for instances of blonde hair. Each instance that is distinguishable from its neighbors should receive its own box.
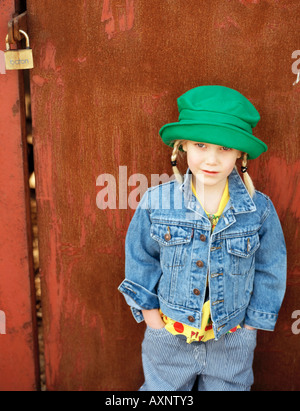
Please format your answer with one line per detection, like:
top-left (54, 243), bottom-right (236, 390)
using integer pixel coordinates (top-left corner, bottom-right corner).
top-left (170, 140), bottom-right (256, 198)
top-left (239, 152), bottom-right (255, 198)
top-left (170, 140), bottom-right (185, 184)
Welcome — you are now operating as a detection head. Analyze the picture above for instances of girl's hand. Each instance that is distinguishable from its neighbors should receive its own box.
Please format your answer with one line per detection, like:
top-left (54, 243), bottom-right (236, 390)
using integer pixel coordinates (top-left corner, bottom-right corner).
top-left (244, 324), bottom-right (256, 331)
top-left (142, 309), bottom-right (166, 329)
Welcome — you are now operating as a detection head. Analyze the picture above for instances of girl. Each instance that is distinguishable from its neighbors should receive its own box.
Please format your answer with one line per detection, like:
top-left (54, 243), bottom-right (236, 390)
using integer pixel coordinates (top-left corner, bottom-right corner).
top-left (118, 85), bottom-right (287, 391)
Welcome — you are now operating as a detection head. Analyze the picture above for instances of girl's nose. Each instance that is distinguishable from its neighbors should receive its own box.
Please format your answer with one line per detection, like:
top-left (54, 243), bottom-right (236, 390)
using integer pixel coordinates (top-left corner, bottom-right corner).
top-left (205, 150), bottom-right (218, 164)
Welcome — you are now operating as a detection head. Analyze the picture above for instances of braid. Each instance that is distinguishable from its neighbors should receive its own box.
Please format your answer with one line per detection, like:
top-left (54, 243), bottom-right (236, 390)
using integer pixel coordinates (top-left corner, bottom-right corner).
top-left (241, 153), bottom-right (255, 198)
top-left (171, 140), bottom-right (184, 184)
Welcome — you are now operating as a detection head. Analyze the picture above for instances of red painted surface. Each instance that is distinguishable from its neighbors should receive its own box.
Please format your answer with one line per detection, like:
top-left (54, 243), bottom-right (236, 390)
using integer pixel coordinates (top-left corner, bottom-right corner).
top-left (101, 0), bottom-right (135, 39)
top-left (26, 0), bottom-right (300, 391)
top-left (0, 0), bottom-right (39, 390)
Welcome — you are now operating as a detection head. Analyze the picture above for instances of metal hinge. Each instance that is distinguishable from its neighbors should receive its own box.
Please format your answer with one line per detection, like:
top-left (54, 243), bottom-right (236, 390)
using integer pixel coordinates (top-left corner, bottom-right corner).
top-left (7, 11), bottom-right (28, 45)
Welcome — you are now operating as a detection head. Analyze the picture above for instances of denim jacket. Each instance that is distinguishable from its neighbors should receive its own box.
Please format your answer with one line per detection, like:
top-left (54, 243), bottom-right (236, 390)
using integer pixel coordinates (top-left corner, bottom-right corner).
top-left (118, 167), bottom-right (287, 340)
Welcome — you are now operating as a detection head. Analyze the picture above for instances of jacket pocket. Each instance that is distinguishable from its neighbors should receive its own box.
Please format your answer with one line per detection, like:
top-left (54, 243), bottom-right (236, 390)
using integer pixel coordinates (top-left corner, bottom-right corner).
top-left (226, 233), bottom-right (260, 275)
top-left (150, 223), bottom-right (193, 268)
top-left (226, 233), bottom-right (260, 310)
top-left (150, 223), bottom-right (193, 305)
top-left (227, 233), bottom-right (260, 258)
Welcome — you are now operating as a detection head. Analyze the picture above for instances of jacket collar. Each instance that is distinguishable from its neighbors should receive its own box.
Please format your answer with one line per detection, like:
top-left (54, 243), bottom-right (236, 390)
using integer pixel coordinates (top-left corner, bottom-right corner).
top-left (179, 166), bottom-right (256, 214)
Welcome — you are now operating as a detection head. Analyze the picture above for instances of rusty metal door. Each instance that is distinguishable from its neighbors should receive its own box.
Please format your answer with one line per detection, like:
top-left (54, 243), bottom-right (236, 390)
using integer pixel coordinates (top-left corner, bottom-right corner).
top-left (0, 0), bottom-right (40, 391)
top-left (25, 0), bottom-right (300, 391)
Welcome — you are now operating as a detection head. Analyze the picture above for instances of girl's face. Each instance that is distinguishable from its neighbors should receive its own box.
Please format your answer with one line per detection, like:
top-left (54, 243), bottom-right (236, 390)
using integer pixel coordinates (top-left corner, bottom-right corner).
top-left (181, 141), bottom-right (242, 188)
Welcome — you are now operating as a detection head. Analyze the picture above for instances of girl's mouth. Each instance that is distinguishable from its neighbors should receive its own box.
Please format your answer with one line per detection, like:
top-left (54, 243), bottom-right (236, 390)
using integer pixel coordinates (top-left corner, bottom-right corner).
top-left (202, 170), bottom-right (219, 175)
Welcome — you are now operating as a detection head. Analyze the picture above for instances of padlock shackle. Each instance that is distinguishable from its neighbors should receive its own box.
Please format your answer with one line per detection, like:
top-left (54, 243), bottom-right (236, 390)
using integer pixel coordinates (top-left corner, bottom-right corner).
top-left (5, 29), bottom-right (30, 50)
top-left (5, 35), bottom-right (10, 51)
top-left (19, 30), bottom-right (30, 48)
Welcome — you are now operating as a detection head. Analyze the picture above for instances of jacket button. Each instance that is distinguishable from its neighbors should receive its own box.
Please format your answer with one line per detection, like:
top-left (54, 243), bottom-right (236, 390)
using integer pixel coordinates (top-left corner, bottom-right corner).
top-left (196, 260), bottom-right (204, 268)
top-left (188, 316), bottom-right (195, 323)
top-left (200, 234), bottom-right (206, 242)
top-left (193, 288), bottom-right (200, 296)
top-left (164, 233), bottom-right (171, 241)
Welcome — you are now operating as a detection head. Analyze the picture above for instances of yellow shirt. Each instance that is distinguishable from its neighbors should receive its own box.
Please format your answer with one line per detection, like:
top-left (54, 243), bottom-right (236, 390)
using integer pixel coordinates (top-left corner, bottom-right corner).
top-left (161, 178), bottom-right (241, 343)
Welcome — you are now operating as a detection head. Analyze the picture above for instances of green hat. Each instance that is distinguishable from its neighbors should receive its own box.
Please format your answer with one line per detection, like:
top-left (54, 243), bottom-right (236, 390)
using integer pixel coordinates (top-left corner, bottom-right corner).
top-left (159, 85), bottom-right (268, 159)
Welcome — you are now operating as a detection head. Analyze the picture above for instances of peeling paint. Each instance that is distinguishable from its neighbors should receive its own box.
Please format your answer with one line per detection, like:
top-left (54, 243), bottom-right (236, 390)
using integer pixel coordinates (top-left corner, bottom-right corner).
top-left (32, 75), bottom-right (48, 87)
top-left (73, 57), bottom-right (87, 63)
top-left (40, 40), bottom-right (56, 71)
top-left (239, 0), bottom-right (260, 6)
top-left (12, 100), bottom-right (20, 116)
top-left (215, 16), bottom-right (240, 30)
top-left (101, 0), bottom-right (135, 39)
top-left (141, 91), bottom-right (168, 115)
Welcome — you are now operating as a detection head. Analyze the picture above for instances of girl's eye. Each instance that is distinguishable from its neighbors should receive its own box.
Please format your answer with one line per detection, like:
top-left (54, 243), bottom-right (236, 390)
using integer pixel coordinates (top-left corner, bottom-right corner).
top-left (195, 143), bottom-right (232, 151)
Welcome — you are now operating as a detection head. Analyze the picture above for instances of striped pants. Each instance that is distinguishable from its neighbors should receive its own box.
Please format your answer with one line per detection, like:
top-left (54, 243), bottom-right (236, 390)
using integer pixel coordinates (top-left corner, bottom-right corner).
top-left (140, 326), bottom-right (257, 391)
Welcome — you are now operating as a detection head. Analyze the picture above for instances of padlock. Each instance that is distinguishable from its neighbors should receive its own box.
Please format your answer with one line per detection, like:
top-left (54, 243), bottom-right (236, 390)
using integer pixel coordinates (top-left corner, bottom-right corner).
top-left (5, 30), bottom-right (34, 70)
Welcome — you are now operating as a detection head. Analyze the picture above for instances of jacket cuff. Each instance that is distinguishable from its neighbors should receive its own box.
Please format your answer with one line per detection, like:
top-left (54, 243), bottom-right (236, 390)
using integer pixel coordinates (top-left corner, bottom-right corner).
top-left (120, 294), bottom-right (144, 323)
top-left (245, 307), bottom-right (278, 331)
top-left (118, 279), bottom-right (160, 323)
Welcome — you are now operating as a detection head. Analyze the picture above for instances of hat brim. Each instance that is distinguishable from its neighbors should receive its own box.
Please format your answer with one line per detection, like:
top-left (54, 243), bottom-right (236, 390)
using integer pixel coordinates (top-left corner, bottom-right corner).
top-left (159, 122), bottom-right (268, 160)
